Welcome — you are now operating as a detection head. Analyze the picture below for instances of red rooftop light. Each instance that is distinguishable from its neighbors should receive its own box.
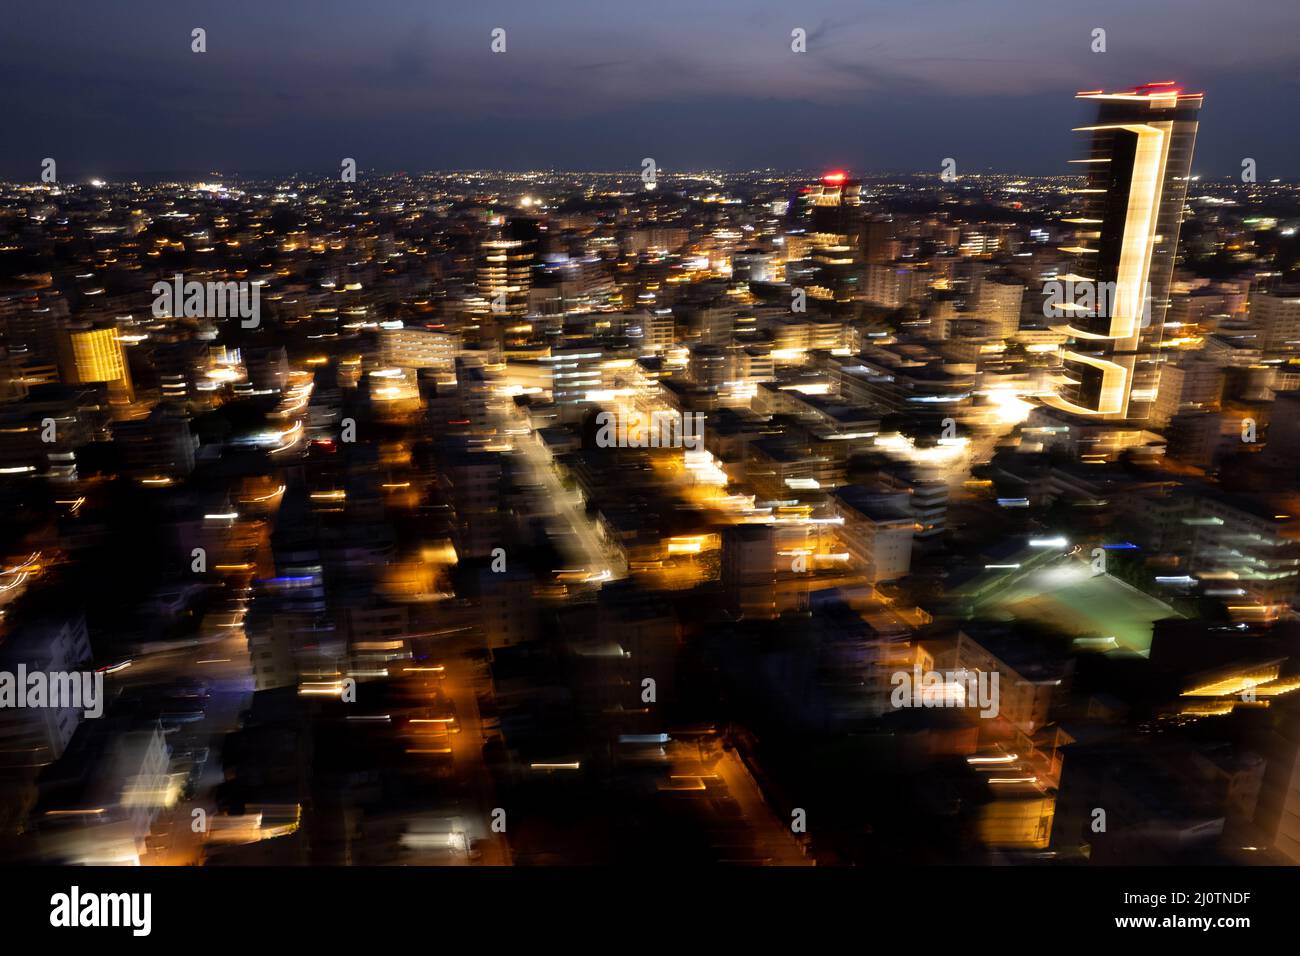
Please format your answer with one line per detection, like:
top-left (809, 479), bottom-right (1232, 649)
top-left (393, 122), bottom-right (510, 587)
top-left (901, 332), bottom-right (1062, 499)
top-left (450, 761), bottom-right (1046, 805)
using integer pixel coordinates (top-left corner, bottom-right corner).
top-left (1078, 82), bottom-right (1201, 99)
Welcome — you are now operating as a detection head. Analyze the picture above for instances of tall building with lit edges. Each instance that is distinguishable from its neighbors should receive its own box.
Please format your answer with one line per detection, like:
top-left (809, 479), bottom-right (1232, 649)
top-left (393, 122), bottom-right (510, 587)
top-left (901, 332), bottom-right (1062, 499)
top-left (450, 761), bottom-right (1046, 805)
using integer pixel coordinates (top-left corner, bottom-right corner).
top-left (1050, 82), bottom-right (1202, 421)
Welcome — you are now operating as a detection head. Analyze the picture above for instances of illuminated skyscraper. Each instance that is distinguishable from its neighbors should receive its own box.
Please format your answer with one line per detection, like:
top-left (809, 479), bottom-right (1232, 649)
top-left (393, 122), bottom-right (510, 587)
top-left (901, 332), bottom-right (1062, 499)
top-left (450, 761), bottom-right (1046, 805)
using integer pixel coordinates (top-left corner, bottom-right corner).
top-left (1051, 83), bottom-right (1201, 420)
top-left (476, 217), bottom-right (539, 321)
top-left (803, 171), bottom-right (863, 311)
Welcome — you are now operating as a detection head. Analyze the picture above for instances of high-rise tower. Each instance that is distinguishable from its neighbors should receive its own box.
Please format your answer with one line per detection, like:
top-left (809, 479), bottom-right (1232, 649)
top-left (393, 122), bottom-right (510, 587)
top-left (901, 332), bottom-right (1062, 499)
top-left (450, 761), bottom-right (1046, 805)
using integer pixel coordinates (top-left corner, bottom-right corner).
top-left (803, 171), bottom-right (864, 312)
top-left (1050, 82), bottom-right (1201, 420)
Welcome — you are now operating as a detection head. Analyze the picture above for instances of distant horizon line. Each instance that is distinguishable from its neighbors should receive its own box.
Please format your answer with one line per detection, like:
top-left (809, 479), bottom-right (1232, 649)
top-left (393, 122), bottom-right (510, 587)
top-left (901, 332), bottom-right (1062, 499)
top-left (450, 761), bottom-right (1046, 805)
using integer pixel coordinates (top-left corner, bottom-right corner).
top-left (1, 168), bottom-right (1283, 186)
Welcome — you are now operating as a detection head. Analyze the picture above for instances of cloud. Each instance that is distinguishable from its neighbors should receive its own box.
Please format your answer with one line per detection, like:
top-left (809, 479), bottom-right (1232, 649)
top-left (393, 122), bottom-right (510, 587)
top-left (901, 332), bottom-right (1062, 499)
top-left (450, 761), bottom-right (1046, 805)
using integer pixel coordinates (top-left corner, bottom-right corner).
top-left (0, 0), bottom-right (1295, 177)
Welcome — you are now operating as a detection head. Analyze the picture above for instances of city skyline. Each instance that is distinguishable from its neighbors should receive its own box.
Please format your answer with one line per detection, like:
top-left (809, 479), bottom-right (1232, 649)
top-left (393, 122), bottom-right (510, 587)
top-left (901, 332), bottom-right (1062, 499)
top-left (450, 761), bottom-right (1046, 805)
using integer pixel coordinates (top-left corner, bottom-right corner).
top-left (3, 2), bottom-right (1300, 938)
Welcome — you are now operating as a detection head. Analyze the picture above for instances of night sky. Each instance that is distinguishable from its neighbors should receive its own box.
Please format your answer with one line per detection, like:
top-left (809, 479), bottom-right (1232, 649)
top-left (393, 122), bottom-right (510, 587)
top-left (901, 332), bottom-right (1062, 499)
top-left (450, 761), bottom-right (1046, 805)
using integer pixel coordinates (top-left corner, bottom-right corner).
top-left (2, 0), bottom-right (1296, 181)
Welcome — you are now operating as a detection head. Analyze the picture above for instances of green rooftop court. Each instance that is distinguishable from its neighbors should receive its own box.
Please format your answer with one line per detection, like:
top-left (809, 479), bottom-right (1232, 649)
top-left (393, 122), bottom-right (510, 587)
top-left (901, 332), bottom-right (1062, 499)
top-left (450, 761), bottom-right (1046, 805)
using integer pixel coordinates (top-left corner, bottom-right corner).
top-left (960, 557), bottom-right (1181, 656)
